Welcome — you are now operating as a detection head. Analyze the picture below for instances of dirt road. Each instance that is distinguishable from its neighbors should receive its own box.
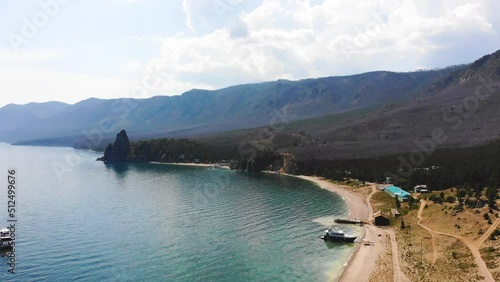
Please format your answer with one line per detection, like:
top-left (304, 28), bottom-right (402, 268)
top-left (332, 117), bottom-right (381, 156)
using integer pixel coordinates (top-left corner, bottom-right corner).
top-left (417, 201), bottom-right (496, 282)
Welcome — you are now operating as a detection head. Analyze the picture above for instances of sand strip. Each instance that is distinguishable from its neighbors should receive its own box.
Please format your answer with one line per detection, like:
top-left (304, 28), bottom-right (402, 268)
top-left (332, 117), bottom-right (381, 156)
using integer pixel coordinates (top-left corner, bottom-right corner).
top-left (150, 162), bottom-right (230, 169)
top-left (289, 175), bottom-right (383, 282)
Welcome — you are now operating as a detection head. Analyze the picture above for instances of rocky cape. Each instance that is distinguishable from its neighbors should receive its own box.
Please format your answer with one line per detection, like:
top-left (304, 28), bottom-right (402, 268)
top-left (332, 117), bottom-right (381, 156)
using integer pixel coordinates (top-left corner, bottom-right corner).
top-left (97, 130), bottom-right (299, 174)
top-left (97, 130), bottom-right (130, 162)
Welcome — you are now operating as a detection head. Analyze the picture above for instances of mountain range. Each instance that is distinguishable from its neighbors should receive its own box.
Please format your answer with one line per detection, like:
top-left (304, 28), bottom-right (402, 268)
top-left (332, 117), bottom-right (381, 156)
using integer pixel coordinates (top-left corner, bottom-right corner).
top-left (2, 49), bottom-right (500, 160)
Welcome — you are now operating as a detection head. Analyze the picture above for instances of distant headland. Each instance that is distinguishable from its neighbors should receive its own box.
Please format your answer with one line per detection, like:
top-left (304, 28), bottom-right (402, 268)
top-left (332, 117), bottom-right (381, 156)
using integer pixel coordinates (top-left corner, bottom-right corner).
top-left (97, 130), bottom-right (299, 174)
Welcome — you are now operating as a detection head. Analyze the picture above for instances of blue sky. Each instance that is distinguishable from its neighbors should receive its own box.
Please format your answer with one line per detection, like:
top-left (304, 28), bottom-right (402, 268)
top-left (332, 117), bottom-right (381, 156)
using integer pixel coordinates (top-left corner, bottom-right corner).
top-left (0, 0), bottom-right (499, 107)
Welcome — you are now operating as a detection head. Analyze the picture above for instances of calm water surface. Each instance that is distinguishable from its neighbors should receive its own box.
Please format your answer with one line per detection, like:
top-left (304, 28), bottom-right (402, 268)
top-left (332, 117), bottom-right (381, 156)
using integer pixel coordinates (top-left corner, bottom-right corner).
top-left (0, 144), bottom-right (360, 281)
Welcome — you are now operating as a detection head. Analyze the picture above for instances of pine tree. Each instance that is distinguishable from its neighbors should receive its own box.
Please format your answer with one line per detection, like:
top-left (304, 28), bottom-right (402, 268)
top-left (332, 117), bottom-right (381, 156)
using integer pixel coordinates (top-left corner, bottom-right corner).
top-left (395, 197), bottom-right (401, 208)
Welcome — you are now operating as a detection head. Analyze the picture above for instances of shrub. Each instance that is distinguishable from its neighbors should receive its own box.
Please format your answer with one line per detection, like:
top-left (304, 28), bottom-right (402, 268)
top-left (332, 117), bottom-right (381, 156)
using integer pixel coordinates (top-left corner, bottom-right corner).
top-left (429, 194), bottom-right (443, 204)
top-left (483, 246), bottom-right (495, 252)
top-left (446, 196), bottom-right (456, 203)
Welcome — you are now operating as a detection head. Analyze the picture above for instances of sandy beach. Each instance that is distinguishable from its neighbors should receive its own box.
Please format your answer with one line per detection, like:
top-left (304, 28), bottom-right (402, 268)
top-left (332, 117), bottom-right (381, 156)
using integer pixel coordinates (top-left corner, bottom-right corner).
top-left (291, 175), bottom-right (387, 282)
top-left (150, 162), bottom-right (230, 169)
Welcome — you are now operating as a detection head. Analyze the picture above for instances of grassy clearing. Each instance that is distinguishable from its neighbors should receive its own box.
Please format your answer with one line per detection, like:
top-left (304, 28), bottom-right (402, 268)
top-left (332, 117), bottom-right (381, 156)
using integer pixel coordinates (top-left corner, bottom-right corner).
top-left (480, 235), bottom-right (500, 281)
top-left (420, 200), bottom-right (493, 241)
top-left (367, 185), bottom-right (499, 282)
top-left (480, 246), bottom-right (498, 269)
top-left (371, 191), bottom-right (395, 213)
top-left (431, 236), bottom-right (482, 281)
top-left (396, 212), bottom-right (481, 281)
top-left (396, 209), bottom-right (435, 281)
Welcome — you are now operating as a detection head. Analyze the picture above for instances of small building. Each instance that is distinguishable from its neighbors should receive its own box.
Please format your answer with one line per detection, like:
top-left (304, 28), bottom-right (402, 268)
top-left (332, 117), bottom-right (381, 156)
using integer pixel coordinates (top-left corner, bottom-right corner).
top-left (385, 177), bottom-right (393, 184)
top-left (374, 211), bottom-right (390, 226)
top-left (385, 185), bottom-right (412, 202)
top-left (391, 209), bottom-right (400, 217)
top-left (414, 185), bottom-right (429, 193)
top-left (377, 184), bottom-right (392, 191)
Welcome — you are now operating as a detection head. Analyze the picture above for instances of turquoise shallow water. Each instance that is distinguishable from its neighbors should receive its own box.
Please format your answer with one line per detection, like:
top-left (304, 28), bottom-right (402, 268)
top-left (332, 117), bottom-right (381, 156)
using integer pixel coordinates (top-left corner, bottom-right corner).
top-left (0, 144), bottom-right (359, 281)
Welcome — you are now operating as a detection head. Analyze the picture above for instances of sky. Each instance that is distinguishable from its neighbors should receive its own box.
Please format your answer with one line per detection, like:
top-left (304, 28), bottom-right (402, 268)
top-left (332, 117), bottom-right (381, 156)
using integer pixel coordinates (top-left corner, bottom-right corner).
top-left (0, 0), bottom-right (499, 107)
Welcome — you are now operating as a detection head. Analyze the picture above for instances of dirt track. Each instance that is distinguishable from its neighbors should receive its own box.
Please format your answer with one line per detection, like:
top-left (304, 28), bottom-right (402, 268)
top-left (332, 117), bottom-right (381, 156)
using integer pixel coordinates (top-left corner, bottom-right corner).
top-left (417, 201), bottom-right (497, 282)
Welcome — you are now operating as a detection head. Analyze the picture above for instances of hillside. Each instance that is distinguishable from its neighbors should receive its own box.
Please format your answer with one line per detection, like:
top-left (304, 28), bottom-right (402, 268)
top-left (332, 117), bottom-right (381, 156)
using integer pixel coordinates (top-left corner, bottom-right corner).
top-left (1, 67), bottom-right (460, 147)
top-left (0, 101), bottom-right (69, 141)
top-left (195, 49), bottom-right (500, 160)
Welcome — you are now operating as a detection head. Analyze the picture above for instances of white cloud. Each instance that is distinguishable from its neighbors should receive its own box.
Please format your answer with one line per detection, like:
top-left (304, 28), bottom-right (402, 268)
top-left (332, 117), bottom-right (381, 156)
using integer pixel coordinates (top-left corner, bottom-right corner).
top-left (450, 3), bottom-right (491, 31)
top-left (182, 0), bottom-right (195, 31)
top-left (121, 60), bottom-right (143, 73)
top-left (2, 0), bottom-right (499, 107)
top-left (182, 0), bottom-right (244, 31)
top-left (143, 0), bottom-right (499, 98)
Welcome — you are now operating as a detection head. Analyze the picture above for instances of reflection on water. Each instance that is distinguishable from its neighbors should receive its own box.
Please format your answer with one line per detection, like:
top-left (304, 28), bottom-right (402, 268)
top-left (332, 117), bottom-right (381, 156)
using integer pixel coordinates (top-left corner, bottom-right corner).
top-left (105, 162), bottom-right (130, 177)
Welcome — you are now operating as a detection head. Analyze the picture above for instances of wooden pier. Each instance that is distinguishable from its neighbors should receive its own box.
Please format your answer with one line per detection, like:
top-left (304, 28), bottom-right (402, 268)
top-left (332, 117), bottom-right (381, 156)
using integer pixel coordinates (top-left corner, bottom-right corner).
top-left (334, 218), bottom-right (364, 225)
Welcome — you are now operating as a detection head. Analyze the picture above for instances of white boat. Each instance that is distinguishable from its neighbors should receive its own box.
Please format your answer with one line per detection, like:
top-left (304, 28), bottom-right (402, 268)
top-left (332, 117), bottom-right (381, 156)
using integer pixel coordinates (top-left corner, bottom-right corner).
top-left (0, 228), bottom-right (13, 249)
top-left (321, 227), bottom-right (357, 243)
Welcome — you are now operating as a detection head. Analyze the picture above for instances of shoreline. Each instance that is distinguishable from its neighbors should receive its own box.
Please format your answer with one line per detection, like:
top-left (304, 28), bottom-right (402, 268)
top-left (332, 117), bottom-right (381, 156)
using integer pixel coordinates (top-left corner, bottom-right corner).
top-left (150, 162), bottom-right (230, 169)
top-left (154, 167), bottom-right (379, 281)
top-left (291, 175), bottom-right (370, 221)
top-left (288, 175), bottom-right (378, 282)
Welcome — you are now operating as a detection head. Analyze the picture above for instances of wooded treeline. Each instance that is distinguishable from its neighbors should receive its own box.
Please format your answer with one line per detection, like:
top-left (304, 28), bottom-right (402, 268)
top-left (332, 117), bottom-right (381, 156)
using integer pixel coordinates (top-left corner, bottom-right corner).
top-left (128, 138), bottom-right (238, 163)
top-left (103, 130), bottom-right (500, 194)
top-left (298, 139), bottom-right (500, 192)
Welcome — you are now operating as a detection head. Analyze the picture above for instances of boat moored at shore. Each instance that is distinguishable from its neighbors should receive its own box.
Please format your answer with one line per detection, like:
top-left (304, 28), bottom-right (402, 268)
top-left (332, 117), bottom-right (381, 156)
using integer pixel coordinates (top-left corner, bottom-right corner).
top-left (0, 228), bottom-right (13, 249)
top-left (321, 227), bottom-right (357, 243)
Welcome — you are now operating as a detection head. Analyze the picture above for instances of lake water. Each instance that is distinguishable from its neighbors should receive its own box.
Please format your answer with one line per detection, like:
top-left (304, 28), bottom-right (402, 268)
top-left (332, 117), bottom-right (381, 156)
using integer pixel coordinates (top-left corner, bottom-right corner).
top-left (0, 144), bottom-right (359, 281)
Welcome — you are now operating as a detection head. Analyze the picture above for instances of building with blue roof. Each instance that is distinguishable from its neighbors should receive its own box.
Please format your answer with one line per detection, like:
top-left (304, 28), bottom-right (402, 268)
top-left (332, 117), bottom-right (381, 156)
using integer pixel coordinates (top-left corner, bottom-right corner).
top-left (384, 185), bottom-right (412, 202)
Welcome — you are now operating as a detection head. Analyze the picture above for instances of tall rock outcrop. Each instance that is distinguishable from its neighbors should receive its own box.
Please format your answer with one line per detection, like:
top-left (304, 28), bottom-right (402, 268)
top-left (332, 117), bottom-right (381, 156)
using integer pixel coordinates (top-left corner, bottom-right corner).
top-left (98, 130), bottom-right (130, 162)
top-left (270, 153), bottom-right (299, 174)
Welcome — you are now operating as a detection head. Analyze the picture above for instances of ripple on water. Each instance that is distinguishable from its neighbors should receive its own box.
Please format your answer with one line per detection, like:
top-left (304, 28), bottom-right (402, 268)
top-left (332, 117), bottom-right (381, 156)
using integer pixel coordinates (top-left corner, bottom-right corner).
top-left (0, 147), bottom-right (356, 281)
